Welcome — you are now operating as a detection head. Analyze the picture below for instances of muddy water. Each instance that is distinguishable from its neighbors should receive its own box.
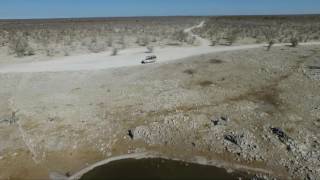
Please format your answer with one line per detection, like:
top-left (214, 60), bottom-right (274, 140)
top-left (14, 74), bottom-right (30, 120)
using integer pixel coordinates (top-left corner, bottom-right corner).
top-left (80, 158), bottom-right (250, 180)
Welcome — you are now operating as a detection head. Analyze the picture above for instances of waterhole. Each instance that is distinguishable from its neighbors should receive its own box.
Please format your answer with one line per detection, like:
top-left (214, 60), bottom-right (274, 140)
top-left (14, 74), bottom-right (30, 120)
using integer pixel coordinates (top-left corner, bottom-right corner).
top-left (80, 158), bottom-right (250, 180)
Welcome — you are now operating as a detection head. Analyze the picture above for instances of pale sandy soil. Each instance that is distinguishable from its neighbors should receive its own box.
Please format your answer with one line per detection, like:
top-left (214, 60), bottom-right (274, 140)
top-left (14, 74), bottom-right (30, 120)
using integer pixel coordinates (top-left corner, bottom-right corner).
top-left (0, 43), bottom-right (319, 179)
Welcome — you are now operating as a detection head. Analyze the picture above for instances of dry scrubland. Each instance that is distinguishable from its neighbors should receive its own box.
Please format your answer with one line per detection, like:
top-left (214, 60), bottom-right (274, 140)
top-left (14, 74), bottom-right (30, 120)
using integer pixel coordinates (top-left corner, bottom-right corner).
top-left (194, 15), bottom-right (320, 46)
top-left (0, 15), bottom-right (320, 180)
top-left (0, 17), bottom-right (201, 58)
top-left (1, 16), bottom-right (320, 61)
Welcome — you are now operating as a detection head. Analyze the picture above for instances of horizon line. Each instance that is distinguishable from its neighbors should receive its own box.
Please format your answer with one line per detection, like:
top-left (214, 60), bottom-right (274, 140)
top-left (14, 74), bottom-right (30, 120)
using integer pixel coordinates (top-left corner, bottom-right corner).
top-left (1, 13), bottom-right (319, 21)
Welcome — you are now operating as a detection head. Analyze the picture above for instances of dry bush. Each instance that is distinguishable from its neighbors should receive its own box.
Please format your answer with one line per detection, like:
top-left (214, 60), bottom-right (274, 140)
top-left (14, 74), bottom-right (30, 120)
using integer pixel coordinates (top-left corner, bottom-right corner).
top-left (263, 27), bottom-right (278, 43)
top-left (88, 38), bottom-right (106, 53)
top-left (210, 36), bottom-right (221, 46)
top-left (290, 37), bottom-right (299, 47)
top-left (173, 30), bottom-right (189, 43)
top-left (226, 30), bottom-right (239, 45)
top-left (183, 69), bottom-right (196, 75)
top-left (267, 40), bottom-right (275, 51)
top-left (111, 48), bottom-right (118, 56)
top-left (8, 32), bottom-right (34, 57)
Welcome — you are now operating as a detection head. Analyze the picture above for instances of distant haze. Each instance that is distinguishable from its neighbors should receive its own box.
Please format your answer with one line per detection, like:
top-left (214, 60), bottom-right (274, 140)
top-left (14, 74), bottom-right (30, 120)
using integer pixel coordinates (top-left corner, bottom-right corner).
top-left (0, 0), bottom-right (320, 19)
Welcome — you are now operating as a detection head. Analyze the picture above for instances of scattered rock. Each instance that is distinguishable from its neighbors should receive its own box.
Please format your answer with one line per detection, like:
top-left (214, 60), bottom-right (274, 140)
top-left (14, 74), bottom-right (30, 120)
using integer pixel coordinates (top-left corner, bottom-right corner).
top-left (198, 80), bottom-right (213, 87)
top-left (270, 127), bottom-right (298, 152)
top-left (183, 69), bottom-right (196, 76)
top-left (211, 115), bottom-right (229, 126)
top-left (306, 173), bottom-right (315, 180)
top-left (128, 130), bottom-right (134, 139)
top-left (224, 133), bottom-right (243, 146)
top-left (220, 116), bottom-right (229, 121)
top-left (270, 127), bottom-right (290, 143)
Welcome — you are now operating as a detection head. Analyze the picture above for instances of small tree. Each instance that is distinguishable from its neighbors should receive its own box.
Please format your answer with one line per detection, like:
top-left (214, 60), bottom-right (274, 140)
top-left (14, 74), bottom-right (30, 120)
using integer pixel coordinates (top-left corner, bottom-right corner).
top-left (290, 37), bottom-right (299, 47)
top-left (107, 37), bottom-right (113, 47)
top-left (210, 36), bottom-right (221, 46)
top-left (226, 30), bottom-right (239, 46)
top-left (263, 27), bottom-right (278, 51)
top-left (8, 33), bottom-right (34, 57)
top-left (88, 39), bottom-right (105, 53)
top-left (173, 30), bottom-right (188, 43)
top-left (111, 48), bottom-right (118, 56)
top-left (210, 37), bottom-right (217, 46)
top-left (267, 40), bottom-right (275, 51)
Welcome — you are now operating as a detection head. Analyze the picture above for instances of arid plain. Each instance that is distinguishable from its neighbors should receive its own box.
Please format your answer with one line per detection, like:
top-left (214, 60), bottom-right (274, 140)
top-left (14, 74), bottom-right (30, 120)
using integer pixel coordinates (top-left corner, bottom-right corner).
top-left (0, 16), bottom-right (319, 179)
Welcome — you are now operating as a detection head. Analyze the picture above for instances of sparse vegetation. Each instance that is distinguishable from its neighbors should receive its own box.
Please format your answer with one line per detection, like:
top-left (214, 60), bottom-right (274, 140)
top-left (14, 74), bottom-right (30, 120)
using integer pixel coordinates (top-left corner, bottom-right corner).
top-left (195, 15), bottom-right (320, 45)
top-left (0, 17), bottom-right (201, 57)
top-left (8, 33), bottom-right (34, 57)
top-left (183, 69), bottom-right (196, 75)
top-left (226, 30), bottom-right (239, 45)
top-left (290, 37), bottom-right (299, 47)
top-left (267, 40), bottom-right (275, 51)
top-left (173, 30), bottom-right (189, 44)
top-left (111, 48), bottom-right (118, 56)
top-left (210, 36), bottom-right (221, 46)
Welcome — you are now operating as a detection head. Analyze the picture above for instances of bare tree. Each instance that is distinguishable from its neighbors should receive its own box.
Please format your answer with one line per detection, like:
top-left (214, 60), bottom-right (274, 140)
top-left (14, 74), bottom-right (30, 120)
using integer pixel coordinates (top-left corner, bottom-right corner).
top-left (210, 36), bottom-right (221, 46)
top-left (107, 37), bottom-right (113, 47)
top-left (226, 30), bottom-right (239, 46)
top-left (290, 37), bottom-right (299, 47)
top-left (111, 48), bottom-right (118, 56)
top-left (173, 30), bottom-right (188, 43)
top-left (8, 33), bottom-right (34, 57)
top-left (262, 27), bottom-right (278, 51)
top-left (88, 38), bottom-right (105, 53)
top-left (267, 40), bottom-right (275, 51)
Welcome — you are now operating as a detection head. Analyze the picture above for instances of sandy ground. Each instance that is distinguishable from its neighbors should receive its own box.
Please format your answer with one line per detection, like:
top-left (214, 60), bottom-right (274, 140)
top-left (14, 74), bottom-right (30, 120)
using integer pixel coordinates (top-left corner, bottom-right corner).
top-left (0, 44), bottom-right (319, 179)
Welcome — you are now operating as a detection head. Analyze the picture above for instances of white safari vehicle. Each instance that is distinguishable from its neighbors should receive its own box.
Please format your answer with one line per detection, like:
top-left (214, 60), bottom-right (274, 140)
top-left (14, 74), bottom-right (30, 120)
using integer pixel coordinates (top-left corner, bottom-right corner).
top-left (141, 55), bottom-right (157, 64)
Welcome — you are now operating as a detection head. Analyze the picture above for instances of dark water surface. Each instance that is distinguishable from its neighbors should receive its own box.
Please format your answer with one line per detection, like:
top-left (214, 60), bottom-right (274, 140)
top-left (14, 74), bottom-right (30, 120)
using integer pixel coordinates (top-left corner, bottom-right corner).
top-left (80, 158), bottom-right (250, 180)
